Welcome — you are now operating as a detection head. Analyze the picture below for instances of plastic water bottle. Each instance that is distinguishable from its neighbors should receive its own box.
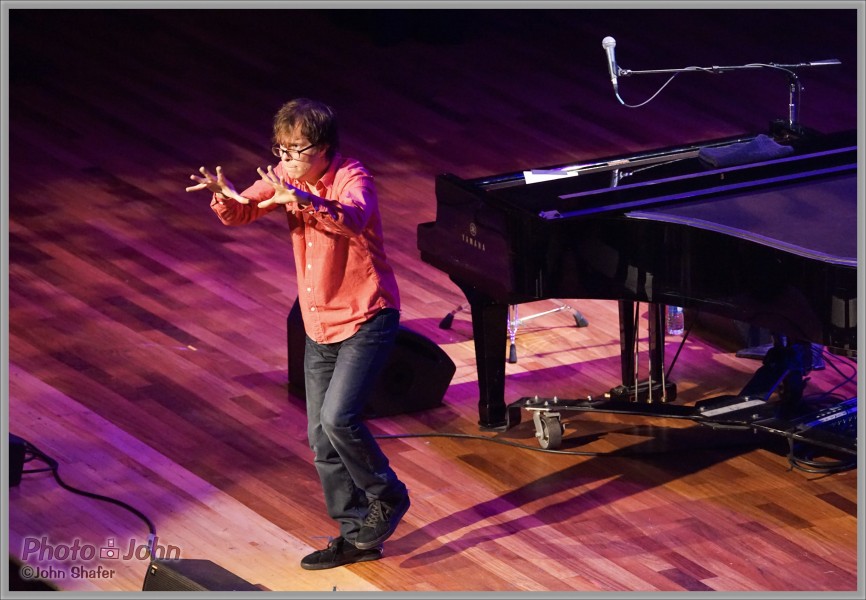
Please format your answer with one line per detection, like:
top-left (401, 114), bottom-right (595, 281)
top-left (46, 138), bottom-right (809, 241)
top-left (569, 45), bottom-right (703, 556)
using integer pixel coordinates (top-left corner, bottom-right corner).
top-left (666, 305), bottom-right (684, 336)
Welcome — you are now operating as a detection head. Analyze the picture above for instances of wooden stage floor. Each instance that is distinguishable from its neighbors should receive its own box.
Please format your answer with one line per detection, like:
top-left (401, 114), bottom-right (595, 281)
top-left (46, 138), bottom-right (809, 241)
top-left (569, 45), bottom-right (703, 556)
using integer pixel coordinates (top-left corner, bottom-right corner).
top-left (5, 6), bottom-right (862, 595)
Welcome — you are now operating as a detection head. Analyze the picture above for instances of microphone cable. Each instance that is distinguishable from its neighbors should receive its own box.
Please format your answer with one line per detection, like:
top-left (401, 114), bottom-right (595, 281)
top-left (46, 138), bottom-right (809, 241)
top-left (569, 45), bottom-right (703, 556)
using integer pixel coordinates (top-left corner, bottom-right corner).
top-left (15, 435), bottom-right (158, 556)
top-left (615, 68), bottom-right (707, 108)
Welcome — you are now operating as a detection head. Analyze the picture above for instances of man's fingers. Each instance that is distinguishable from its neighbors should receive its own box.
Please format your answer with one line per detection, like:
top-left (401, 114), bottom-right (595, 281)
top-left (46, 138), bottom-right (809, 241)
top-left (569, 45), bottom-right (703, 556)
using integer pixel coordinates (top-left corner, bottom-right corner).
top-left (267, 165), bottom-right (286, 186)
top-left (258, 166), bottom-right (277, 180)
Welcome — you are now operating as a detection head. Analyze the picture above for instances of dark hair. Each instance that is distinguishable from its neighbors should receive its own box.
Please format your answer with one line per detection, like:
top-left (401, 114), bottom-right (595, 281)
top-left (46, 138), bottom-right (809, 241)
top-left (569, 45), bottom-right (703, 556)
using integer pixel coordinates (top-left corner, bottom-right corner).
top-left (273, 98), bottom-right (339, 160)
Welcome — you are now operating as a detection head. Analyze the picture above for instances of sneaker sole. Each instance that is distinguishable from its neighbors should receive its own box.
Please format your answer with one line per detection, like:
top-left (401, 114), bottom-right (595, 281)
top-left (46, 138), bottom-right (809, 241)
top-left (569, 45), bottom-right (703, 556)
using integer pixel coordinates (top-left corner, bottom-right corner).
top-left (300, 550), bottom-right (383, 571)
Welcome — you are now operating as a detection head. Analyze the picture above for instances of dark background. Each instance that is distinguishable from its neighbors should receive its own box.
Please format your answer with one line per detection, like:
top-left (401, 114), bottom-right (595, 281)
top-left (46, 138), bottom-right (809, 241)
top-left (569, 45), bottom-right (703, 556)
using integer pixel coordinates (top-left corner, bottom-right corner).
top-left (9, 8), bottom-right (860, 184)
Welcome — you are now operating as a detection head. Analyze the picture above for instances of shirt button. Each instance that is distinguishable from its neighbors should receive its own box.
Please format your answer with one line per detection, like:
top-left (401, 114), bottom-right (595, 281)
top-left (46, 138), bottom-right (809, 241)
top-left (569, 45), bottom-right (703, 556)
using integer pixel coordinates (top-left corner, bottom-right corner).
top-left (310, 306), bottom-right (316, 312)
top-left (308, 242), bottom-right (313, 247)
top-left (307, 264), bottom-right (312, 269)
top-left (306, 287), bottom-right (312, 292)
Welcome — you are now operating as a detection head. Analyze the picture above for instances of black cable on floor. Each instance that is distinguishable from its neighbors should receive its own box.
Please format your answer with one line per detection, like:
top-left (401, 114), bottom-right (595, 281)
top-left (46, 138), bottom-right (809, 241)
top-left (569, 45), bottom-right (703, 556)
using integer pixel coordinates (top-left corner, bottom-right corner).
top-left (375, 431), bottom-right (608, 456)
top-left (16, 436), bottom-right (158, 555)
top-left (784, 436), bottom-right (857, 475)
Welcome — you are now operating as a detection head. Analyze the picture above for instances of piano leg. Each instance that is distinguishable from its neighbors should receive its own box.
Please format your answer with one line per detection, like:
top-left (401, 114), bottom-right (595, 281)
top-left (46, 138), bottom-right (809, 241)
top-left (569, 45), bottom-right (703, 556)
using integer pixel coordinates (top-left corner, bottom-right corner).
top-left (471, 299), bottom-right (509, 430)
top-left (456, 282), bottom-right (509, 430)
top-left (619, 300), bottom-right (638, 388)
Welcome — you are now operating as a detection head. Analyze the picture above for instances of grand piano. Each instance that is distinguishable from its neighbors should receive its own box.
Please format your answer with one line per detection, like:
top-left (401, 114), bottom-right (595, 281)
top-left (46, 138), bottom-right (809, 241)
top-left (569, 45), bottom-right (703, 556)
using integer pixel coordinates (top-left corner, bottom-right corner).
top-left (417, 126), bottom-right (857, 452)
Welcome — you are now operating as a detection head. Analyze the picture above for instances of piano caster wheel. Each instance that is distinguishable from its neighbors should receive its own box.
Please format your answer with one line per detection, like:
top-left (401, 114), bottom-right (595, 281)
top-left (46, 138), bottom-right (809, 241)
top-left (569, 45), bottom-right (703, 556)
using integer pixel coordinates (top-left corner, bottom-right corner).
top-left (532, 410), bottom-right (563, 450)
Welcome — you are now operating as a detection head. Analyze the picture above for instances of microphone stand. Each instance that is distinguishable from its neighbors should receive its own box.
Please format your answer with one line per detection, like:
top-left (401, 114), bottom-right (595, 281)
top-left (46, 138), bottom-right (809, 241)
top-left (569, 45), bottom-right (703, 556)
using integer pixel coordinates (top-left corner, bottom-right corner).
top-left (615, 59), bottom-right (841, 137)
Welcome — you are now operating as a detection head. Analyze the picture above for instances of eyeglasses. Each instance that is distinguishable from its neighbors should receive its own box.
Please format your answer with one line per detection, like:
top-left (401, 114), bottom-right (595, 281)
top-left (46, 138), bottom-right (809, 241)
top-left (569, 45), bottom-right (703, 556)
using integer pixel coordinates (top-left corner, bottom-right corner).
top-left (271, 143), bottom-right (316, 159)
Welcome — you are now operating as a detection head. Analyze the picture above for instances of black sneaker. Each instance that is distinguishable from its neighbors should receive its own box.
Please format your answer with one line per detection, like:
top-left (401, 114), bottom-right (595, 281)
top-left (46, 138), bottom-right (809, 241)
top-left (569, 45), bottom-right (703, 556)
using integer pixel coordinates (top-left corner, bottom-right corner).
top-left (300, 537), bottom-right (383, 570)
top-left (354, 495), bottom-right (410, 550)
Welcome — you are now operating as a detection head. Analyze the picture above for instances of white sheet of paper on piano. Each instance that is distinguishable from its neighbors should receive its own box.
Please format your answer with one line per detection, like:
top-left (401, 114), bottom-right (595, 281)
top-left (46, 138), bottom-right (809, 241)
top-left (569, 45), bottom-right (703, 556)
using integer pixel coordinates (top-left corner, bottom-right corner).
top-left (523, 169), bottom-right (580, 184)
top-left (524, 158), bottom-right (631, 184)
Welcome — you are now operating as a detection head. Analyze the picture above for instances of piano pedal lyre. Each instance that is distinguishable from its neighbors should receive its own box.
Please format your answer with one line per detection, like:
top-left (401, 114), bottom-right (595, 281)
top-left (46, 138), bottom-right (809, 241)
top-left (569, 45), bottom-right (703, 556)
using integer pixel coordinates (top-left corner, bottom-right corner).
top-left (607, 301), bottom-right (678, 404)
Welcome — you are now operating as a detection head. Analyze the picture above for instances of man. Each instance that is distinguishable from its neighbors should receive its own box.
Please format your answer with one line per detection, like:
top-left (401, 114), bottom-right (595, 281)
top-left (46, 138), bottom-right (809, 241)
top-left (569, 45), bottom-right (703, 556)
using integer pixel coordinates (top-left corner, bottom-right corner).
top-left (186, 98), bottom-right (410, 570)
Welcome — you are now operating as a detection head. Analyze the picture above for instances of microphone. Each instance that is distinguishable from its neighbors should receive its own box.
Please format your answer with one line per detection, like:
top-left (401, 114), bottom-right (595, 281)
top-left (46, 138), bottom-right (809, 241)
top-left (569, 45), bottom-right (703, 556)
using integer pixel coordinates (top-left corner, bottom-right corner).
top-left (602, 36), bottom-right (619, 91)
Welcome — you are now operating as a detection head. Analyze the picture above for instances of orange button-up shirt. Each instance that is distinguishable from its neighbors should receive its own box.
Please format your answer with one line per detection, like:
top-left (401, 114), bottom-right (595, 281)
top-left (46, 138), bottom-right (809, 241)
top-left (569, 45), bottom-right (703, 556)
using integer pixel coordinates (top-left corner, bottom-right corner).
top-left (211, 154), bottom-right (400, 343)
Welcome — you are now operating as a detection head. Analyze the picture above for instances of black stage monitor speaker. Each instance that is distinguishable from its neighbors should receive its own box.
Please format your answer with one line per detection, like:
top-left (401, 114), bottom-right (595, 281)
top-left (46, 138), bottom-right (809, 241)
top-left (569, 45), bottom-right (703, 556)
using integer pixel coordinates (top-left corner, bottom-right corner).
top-left (10, 433), bottom-right (26, 487)
top-left (142, 558), bottom-right (260, 591)
top-left (287, 299), bottom-right (456, 417)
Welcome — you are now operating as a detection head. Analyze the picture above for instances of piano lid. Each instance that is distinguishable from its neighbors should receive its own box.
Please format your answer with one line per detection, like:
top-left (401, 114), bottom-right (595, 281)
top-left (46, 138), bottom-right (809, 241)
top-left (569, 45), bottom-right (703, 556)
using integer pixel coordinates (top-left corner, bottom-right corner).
top-left (460, 131), bottom-right (857, 220)
top-left (627, 171), bottom-right (857, 266)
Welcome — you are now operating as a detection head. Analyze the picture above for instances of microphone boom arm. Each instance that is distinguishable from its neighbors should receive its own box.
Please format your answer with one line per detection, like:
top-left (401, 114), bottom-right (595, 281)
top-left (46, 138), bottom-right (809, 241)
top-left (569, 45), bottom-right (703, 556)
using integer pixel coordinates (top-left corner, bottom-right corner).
top-left (615, 59), bottom-right (841, 133)
top-left (617, 58), bottom-right (840, 77)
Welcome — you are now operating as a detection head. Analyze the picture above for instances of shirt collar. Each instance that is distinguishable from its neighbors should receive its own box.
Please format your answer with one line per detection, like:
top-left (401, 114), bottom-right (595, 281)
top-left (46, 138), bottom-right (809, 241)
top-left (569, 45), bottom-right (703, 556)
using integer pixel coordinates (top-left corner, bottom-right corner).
top-left (311, 152), bottom-right (339, 195)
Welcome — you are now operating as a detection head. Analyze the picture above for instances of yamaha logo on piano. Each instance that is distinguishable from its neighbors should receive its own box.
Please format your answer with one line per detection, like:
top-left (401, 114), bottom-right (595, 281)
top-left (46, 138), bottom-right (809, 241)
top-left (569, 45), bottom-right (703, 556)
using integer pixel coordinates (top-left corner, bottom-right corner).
top-left (462, 222), bottom-right (486, 251)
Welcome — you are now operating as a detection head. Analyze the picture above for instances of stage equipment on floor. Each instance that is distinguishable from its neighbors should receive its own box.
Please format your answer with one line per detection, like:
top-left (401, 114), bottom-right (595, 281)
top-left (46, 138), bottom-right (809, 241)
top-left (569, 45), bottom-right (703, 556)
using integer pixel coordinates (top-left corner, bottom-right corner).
top-left (142, 558), bottom-right (260, 591)
top-left (287, 299), bottom-right (456, 417)
top-left (439, 299), bottom-right (588, 364)
top-left (9, 433), bottom-right (26, 486)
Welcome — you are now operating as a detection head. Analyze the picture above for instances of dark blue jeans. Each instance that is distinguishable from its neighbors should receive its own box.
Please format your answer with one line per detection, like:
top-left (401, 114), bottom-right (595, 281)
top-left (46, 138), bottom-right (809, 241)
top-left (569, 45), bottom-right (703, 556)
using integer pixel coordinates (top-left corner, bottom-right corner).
top-left (304, 308), bottom-right (408, 543)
